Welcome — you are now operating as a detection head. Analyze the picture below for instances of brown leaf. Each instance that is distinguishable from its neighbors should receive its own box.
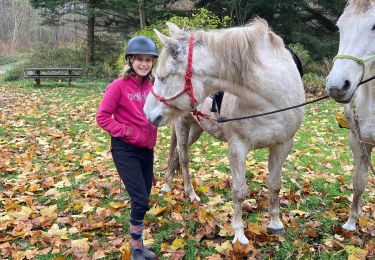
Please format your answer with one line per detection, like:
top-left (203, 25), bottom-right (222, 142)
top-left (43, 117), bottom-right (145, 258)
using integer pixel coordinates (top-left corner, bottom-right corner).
top-left (304, 228), bottom-right (317, 238)
top-left (71, 238), bottom-right (90, 258)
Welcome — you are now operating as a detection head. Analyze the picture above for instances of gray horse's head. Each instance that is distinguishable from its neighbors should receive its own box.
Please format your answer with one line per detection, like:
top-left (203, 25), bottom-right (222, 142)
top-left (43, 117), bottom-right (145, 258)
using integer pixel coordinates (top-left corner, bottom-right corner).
top-left (144, 23), bottom-right (213, 126)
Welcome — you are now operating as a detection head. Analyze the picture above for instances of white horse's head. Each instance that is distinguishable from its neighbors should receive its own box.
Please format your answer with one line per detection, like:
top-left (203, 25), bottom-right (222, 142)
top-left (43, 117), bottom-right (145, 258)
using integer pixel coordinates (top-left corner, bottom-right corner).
top-left (326, 0), bottom-right (375, 103)
top-left (144, 23), bottom-right (214, 126)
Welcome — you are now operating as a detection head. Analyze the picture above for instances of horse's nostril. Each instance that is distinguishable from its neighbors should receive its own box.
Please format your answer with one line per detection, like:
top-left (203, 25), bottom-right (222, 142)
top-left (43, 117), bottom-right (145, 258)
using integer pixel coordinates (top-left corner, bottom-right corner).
top-left (343, 80), bottom-right (351, 90)
top-left (154, 115), bottom-right (163, 125)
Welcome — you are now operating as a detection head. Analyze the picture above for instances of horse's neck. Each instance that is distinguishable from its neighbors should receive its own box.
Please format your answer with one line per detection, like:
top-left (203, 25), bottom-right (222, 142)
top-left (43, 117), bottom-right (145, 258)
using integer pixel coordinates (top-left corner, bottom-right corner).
top-left (355, 66), bottom-right (375, 115)
top-left (203, 74), bottom-right (293, 111)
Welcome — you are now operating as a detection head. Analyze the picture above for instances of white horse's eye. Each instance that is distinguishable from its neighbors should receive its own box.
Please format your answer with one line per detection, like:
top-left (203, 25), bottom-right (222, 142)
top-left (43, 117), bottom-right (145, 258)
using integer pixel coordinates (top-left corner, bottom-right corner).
top-left (372, 24), bottom-right (375, 31)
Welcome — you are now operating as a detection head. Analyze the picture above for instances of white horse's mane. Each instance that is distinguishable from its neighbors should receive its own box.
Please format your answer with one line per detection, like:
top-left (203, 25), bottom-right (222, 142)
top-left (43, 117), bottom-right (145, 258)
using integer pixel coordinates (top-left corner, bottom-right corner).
top-left (347, 0), bottom-right (375, 13)
top-left (163, 18), bottom-right (285, 86)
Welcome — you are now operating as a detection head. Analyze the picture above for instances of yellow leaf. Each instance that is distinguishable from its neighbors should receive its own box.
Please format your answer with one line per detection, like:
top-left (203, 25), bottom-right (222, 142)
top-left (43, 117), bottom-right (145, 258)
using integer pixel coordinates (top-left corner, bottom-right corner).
top-left (13, 206), bottom-right (33, 220)
top-left (121, 246), bottom-right (131, 260)
top-left (197, 185), bottom-right (210, 193)
top-left (171, 238), bottom-right (184, 250)
top-left (246, 158), bottom-right (257, 166)
top-left (335, 112), bottom-right (349, 129)
top-left (290, 209), bottom-right (308, 217)
top-left (109, 201), bottom-right (128, 210)
top-left (68, 227), bottom-right (80, 234)
top-left (82, 203), bottom-right (94, 213)
top-left (148, 205), bottom-right (166, 216)
top-left (27, 184), bottom-right (39, 192)
top-left (207, 195), bottom-right (224, 207)
top-left (247, 222), bottom-right (265, 235)
top-left (214, 240), bottom-right (232, 254)
top-left (218, 223), bottom-right (233, 237)
top-left (345, 245), bottom-right (368, 260)
top-left (71, 238), bottom-right (90, 254)
top-left (40, 204), bottom-right (57, 220)
top-left (160, 242), bottom-right (169, 252)
top-left (206, 254), bottom-right (222, 260)
top-left (92, 249), bottom-right (106, 260)
top-left (47, 223), bottom-right (69, 239)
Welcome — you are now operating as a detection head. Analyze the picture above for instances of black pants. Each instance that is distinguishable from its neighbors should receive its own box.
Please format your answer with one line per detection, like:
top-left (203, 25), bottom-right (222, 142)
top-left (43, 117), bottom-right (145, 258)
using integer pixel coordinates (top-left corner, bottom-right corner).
top-left (111, 137), bottom-right (154, 220)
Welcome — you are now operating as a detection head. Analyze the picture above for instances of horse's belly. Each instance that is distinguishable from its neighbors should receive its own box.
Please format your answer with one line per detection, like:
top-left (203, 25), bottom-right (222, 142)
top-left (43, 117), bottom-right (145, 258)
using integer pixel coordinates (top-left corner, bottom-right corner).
top-left (227, 119), bottom-right (299, 149)
top-left (246, 127), bottom-right (291, 149)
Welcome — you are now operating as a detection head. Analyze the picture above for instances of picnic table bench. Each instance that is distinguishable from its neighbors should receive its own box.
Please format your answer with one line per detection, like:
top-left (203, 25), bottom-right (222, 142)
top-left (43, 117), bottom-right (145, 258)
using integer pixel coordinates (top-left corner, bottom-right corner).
top-left (24, 67), bottom-right (82, 87)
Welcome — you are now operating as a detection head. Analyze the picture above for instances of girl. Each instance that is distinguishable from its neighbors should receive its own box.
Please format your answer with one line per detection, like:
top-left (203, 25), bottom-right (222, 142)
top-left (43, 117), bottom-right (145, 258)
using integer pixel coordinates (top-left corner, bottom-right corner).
top-left (96, 36), bottom-right (158, 260)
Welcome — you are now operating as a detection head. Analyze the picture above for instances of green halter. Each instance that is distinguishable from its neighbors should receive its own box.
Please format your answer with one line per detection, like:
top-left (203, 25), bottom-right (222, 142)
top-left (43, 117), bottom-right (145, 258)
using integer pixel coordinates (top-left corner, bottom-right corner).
top-left (334, 54), bottom-right (375, 83)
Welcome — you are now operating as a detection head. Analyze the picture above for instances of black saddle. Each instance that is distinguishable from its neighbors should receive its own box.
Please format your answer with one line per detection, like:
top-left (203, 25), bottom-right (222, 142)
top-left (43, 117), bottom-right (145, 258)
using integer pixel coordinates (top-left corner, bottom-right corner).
top-left (210, 91), bottom-right (225, 114)
top-left (285, 45), bottom-right (304, 77)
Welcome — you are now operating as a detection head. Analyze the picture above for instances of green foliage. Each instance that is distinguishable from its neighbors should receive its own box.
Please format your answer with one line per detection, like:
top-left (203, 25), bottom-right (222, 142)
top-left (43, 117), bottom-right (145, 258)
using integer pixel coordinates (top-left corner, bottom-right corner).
top-left (4, 43), bottom-right (84, 81)
top-left (89, 37), bottom-right (123, 78)
top-left (196, 0), bottom-right (346, 61)
top-left (3, 65), bottom-right (25, 81)
top-left (116, 8), bottom-right (230, 73)
top-left (288, 43), bottom-right (311, 67)
top-left (302, 72), bottom-right (326, 95)
top-left (292, 32), bottom-right (339, 61)
top-left (169, 8), bottom-right (230, 30)
top-left (29, 0), bottom-right (140, 34)
top-left (5, 37), bottom-right (122, 81)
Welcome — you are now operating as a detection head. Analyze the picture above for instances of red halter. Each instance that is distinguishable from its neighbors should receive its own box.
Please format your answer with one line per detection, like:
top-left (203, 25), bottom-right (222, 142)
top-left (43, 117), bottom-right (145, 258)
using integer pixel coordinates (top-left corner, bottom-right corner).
top-left (151, 34), bottom-right (209, 121)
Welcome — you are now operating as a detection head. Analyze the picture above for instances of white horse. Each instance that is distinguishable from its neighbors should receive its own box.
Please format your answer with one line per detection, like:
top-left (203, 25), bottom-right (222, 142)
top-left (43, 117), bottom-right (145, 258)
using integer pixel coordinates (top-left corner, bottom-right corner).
top-left (145, 19), bottom-right (305, 244)
top-left (326, 0), bottom-right (375, 231)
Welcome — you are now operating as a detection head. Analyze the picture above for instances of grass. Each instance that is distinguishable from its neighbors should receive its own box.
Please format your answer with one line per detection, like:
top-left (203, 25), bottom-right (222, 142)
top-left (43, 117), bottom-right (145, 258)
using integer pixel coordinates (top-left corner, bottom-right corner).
top-left (0, 78), bottom-right (374, 259)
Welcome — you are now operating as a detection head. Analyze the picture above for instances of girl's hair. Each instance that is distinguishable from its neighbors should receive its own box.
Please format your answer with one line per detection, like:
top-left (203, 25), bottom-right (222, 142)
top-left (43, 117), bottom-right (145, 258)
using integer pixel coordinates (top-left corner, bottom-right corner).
top-left (123, 55), bottom-right (156, 82)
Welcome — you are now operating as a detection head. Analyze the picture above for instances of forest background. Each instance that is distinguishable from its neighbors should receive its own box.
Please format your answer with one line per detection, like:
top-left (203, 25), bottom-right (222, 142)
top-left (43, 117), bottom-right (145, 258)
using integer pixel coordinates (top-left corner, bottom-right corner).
top-left (0, 0), bottom-right (347, 91)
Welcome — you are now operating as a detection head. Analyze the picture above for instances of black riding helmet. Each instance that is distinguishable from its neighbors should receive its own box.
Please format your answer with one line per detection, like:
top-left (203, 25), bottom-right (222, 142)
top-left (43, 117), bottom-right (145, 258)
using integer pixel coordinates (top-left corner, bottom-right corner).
top-left (125, 36), bottom-right (158, 58)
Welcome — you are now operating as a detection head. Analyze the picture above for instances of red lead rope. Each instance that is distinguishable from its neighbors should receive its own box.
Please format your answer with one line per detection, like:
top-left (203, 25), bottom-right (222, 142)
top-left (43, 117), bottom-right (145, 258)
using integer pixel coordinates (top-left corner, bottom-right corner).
top-left (185, 34), bottom-right (197, 107)
top-left (151, 34), bottom-right (210, 121)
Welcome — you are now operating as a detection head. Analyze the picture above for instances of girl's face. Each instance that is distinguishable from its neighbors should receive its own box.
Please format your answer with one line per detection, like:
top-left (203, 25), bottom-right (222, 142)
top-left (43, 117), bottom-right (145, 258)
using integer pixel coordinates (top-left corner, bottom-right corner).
top-left (130, 55), bottom-right (154, 78)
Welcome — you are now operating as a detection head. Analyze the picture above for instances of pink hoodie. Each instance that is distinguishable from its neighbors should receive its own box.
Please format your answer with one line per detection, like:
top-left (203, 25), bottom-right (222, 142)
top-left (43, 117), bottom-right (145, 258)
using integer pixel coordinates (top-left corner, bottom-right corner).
top-left (96, 76), bottom-right (157, 149)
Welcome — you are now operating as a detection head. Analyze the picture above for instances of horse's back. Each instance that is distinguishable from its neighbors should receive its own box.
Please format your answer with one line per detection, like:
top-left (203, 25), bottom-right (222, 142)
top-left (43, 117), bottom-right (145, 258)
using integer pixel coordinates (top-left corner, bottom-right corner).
top-left (197, 91), bottom-right (304, 148)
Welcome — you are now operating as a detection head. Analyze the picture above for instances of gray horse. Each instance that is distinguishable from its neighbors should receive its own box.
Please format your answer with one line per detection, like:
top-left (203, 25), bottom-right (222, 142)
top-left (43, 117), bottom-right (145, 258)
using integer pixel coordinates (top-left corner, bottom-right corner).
top-left (144, 20), bottom-right (305, 244)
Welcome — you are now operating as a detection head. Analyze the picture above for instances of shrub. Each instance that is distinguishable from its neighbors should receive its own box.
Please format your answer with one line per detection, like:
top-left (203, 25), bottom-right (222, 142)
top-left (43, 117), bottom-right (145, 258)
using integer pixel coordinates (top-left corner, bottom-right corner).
top-left (288, 43), bottom-right (311, 68)
top-left (4, 43), bottom-right (85, 81)
top-left (302, 72), bottom-right (326, 96)
top-left (3, 64), bottom-right (25, 81)
top-left (117, 8), bottom-right (230, 74)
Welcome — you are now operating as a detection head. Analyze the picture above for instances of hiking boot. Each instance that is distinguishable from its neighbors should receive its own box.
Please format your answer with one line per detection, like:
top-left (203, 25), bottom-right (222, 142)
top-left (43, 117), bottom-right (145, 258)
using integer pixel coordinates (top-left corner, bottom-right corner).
top-left (130, 250), bottom-right (145, 260)
top-left (142, 247), bottom-right (156, 259)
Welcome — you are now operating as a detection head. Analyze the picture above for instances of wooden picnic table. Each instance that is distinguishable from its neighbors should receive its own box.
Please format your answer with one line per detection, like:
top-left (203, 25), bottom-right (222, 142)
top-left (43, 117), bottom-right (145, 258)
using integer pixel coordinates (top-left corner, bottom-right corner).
top-left (24, 67), bottom-right (82, 87)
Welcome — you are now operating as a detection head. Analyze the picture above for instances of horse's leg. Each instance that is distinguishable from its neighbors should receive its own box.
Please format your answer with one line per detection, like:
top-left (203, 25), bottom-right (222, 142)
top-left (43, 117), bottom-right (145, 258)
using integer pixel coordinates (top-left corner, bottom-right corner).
top-left (228, 140), bottom-right (249, 244)
top-left (267, 139), bottom-right (294, 234)
top-left (175, 115), bottom-right (201, 202)
top-left (161, 124), bottom-right (179, 193)
top-left (343, 132), bottom-right (371, 231)
top-left (188, 120), bottom-right (204, 149)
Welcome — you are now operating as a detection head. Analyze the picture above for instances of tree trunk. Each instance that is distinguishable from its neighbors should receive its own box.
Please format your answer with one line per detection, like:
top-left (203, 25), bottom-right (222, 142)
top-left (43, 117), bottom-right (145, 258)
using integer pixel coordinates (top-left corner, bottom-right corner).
top-left (138, 0), bottom-right (146, 29)
top-left (86, 0), bottom-right (95, 65)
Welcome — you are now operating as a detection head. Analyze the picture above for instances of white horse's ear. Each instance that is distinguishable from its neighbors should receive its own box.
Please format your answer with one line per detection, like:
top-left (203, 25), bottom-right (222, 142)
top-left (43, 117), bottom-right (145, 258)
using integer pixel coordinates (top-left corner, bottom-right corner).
top-left (166, 22), bottom-right (183, 36)
top-left (154, 29), bottom-right (178, 47)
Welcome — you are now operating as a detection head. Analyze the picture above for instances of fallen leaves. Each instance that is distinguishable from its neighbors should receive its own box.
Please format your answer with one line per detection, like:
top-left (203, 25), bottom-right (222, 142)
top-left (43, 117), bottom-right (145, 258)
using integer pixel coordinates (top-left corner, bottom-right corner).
top-left (1, 83), bottom-right (374, 259)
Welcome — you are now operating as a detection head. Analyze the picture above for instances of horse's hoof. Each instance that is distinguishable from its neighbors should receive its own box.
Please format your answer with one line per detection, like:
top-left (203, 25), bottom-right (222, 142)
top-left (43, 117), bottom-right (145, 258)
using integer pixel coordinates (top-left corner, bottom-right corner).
top-left (189, 194), bottom-right (201, 203)
top-left (267, 227), bottom-right (284, 235)
top-left (160, 184), bottom-right (172, 194)
top-left (342, 222), bottom-right (356, 232)
top-left (232, 234), bottom-right (249, 245)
